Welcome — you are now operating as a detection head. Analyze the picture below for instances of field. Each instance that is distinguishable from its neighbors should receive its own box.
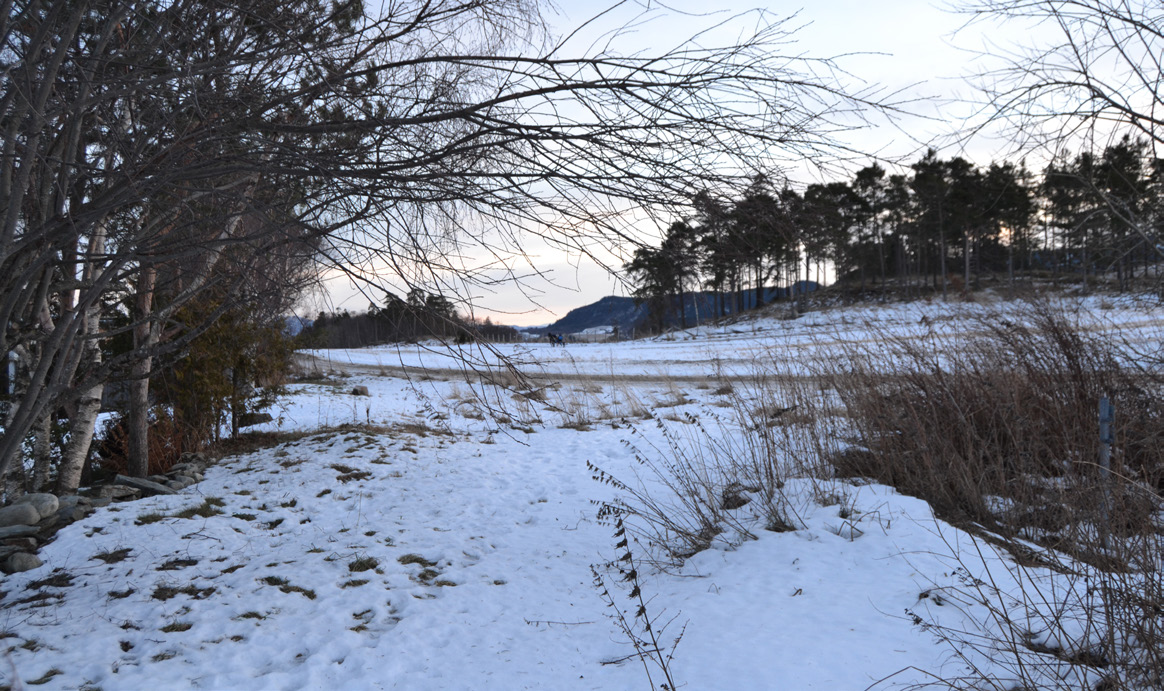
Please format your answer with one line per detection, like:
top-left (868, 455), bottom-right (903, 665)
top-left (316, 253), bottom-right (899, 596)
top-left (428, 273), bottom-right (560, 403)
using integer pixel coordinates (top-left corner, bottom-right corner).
top-left (4, 293), bottom-right (1164, 690)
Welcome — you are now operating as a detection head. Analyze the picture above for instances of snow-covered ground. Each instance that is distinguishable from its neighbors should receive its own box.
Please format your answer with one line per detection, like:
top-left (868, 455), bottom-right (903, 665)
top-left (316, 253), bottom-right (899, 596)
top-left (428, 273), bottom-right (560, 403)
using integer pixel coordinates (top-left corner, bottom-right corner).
top-left (4, 294), bottom-right (1163, 690)
top-left (307, 293), bottom-right (1164, 380)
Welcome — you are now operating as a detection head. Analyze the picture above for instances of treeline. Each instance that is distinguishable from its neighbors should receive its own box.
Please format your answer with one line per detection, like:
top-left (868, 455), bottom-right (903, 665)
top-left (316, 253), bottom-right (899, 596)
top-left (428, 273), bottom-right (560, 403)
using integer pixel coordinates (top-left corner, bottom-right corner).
top-left (300, 290), bottom-right (519, 349)
top-left (628, 137), bottom-right (1163, 328)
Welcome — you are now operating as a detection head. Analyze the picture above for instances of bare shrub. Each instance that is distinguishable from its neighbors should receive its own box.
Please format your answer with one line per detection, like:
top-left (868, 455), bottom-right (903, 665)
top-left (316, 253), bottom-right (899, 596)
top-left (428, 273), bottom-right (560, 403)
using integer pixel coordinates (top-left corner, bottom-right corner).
top-left (826, 301), bottom-right (1164, 542)
top-left (815, 300), bottom-right (1164, 689)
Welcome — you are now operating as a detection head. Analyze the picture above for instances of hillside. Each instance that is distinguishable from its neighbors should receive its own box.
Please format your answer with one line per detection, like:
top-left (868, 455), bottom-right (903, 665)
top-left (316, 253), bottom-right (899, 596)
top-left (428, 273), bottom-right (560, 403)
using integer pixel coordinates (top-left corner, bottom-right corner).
top-left (528, 282), bottom-right (820, 335)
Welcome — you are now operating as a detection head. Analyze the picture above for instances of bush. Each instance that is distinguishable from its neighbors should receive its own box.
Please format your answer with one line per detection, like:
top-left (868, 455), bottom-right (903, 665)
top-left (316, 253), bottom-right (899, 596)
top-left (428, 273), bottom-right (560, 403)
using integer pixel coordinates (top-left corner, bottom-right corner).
top-left (827, 300), bottom-right (1164, 545)
top-left (816, 300), bottom-right (1164, 689)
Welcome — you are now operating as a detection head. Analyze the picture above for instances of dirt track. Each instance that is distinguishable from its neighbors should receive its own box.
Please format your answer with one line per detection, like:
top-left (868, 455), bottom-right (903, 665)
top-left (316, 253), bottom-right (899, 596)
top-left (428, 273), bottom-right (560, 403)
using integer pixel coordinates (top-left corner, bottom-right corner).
top-left (296, 354), bottom-right (752, 386)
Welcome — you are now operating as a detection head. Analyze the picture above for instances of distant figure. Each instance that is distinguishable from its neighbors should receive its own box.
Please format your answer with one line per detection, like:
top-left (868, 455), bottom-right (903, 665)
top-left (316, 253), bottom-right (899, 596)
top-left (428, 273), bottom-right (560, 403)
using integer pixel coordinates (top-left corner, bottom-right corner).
top-left (547, 332), bottom-right (565, 347)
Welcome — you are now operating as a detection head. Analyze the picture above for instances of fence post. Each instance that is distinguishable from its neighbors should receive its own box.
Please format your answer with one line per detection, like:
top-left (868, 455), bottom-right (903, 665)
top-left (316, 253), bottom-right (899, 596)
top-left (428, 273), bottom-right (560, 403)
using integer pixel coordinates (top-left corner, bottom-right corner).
top-left (1098, 395), bottom-right (1114, 547)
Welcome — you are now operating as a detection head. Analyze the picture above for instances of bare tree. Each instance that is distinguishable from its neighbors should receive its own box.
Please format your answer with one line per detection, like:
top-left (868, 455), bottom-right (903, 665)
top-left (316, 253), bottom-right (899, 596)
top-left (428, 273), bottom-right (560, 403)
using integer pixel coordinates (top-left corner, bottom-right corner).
top-left (962, 0), bottom-right (1164, 150)
top-left (959, 1), bottom-right (1164, 286)
top-left (0, 0), bottom-right (892, 483)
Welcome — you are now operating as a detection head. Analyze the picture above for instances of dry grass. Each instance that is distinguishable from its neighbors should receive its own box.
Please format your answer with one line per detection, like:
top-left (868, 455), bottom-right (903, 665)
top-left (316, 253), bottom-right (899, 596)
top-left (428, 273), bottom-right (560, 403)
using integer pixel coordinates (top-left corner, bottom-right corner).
top-left (803, 300), bottom-right (1164, 690)
top-left (593, 298), bottom-right (1164, 688)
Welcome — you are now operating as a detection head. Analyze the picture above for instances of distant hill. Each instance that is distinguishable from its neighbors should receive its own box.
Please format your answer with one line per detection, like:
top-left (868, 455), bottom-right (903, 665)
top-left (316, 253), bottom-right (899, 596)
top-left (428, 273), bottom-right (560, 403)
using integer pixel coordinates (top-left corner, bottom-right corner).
top-left (525, 296), bottom-right (646, 335)
top-left (528, 282), bottom-right (820, 335)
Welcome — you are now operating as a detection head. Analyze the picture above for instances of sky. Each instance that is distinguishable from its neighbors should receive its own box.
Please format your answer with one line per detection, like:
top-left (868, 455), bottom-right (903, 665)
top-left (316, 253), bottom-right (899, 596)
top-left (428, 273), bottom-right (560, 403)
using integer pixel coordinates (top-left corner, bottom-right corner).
top-left (311, 0), bottom-right (1034, 326)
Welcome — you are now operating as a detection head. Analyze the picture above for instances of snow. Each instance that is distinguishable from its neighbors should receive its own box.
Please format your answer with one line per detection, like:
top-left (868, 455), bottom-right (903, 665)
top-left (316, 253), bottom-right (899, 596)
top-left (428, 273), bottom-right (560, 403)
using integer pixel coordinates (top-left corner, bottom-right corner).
top-left (4, 294), bottom-right (1163, 690)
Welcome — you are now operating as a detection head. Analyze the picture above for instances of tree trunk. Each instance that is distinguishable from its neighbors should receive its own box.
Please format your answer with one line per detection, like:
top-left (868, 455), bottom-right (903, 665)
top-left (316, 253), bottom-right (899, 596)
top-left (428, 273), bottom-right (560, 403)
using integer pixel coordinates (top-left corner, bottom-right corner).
top-left (58, 379), bottom-right (102, 493)
top-left (58, 220), bottom-right (109, 493)
top-left (128, 265), bottom-right (157, 478)
top-left (30, 412), bottom-right (52, 491)
top-left (963, 233), bottom-right (970, 293)
top-left (940, 230), bottom-right (948, 300)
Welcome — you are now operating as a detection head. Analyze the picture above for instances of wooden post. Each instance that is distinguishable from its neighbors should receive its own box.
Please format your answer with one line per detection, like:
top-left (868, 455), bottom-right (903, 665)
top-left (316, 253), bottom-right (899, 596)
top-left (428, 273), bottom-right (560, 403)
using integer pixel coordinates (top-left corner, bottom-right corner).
top-left (1098, 395), bottom-right (1114, 547)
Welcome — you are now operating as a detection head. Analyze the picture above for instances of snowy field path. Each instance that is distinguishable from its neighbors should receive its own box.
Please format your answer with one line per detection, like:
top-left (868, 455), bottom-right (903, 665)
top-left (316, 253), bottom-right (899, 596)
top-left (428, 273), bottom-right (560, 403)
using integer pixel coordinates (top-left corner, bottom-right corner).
top-left (305, 295), bottom-right (1164, 382)
top-left (4, 294), bottom-right (1164, 689)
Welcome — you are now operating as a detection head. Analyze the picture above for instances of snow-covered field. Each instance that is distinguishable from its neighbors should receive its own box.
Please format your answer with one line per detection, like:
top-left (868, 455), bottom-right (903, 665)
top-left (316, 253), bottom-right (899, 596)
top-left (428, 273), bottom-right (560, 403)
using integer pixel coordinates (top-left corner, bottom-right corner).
top-left (4, 294), bottom-right (1164, 690)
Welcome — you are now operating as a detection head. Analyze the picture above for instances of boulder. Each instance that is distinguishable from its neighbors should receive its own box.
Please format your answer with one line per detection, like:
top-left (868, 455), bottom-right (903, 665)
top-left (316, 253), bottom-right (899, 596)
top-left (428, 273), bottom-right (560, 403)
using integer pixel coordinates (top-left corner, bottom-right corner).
top-left (3, 552), bottom-right (42, 574)
top-left (0, 525), bottom-right (39, 540)
top-left (1, 538), bottom-right (37, 552)
top-left (96, 485), bottom-right (141, 501)
top-left (237, 412), bottom-right (274, 427)
top-left (178, 451), bottom-right (211, 466)
top-left (15, 493), bottom-right (59, 521)
top-left (113, 475), bottom-right (177, 496)
top-left (53, 505), bottom-right (92, 524)
top-left (351, 386), bottom-right (370, 397)
top-left (165, 476), bottom-right (197, 491)
top-left (0, 503), bottom-right (41, 528)
top-left (56, 495), bottom-right (92, 512)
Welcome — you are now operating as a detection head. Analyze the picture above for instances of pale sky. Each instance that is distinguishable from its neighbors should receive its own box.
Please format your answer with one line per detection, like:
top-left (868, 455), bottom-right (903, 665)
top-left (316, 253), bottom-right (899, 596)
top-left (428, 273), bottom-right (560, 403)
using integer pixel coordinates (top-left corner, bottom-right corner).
top-left (315, 0), bottom-right (1031, 326)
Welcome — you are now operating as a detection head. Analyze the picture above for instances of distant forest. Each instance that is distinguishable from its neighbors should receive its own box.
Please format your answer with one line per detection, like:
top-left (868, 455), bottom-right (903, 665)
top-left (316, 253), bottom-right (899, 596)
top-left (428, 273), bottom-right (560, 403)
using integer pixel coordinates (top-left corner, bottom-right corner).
top-left (627, 139), bottom-right (1164, 330)
top-left (300, 289), bottom-right (520, 349)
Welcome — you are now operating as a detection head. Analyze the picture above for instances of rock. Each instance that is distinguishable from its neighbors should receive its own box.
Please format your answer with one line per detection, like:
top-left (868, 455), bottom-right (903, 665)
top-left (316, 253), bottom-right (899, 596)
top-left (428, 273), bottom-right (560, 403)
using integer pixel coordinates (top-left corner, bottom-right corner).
top-left (165, 476), bottom-right (198, 490)
top-left (237, 412), bottom-right (274, 427)
top-left (179, 452), bottom-right (210, 465)
top-left (3, 552), bottom-right (42, 574)
top-left (193, 473), bottom-right (204, 482)
top-left (1, 538), bottom-right (37, 552)
top-left (97, 485), bottom-right (141, 501)
top-left (148, 474), bottom-right (169, 484)
top-left (56, 495), bottom-right (92, 512)
top-left (15, 493), bottom-right (59, 521)
top-left (0, 525), bottom-right (39, 540)
top-left (0, 503), bottom-right (41, 528)
top-left (113, 475), bottom-right (177, 496)
top-left (351, 386), bottom-right (370, 396)
top-left (53, 505), bottom-right (92, 524)
top-left (88, 496), bottom-right (112, 508)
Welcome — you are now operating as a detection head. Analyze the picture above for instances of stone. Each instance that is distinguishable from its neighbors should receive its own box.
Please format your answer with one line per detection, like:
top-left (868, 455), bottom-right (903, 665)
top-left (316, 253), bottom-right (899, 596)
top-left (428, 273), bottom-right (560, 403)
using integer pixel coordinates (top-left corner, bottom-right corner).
top-left (97, 485), bottom-right (141, 501)
top-left (113, 475), bottom-right (177, 496)
top-left (179, 451), bottom-right (210, 465)
top-left (351, 386), bottom-right (370, 397)
top-left (3, 552), bottom-right (42, 574)
top-left (56, 495), bottom-right (92, 512)
top-left (0, 503), bottom-right (41, 528)
top-left (1, 538), bottom-right (37, 552)
top-left (15, 493), bottom-right (59, 521)
top-left (148, 475), bottom-right (169, 484)
top-left (0, 525), bottom-right (39, 540)
top-left (87, 496), bottom-right (112, 508)
top-left (237, 412), bottom-right (273, 427)
top-left (53, 505), bottom-right (92, 524)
